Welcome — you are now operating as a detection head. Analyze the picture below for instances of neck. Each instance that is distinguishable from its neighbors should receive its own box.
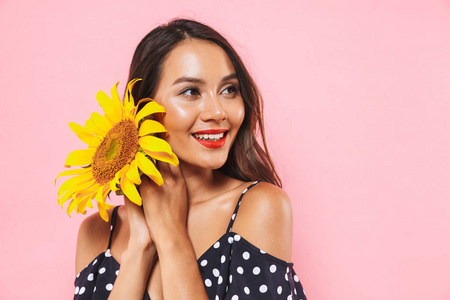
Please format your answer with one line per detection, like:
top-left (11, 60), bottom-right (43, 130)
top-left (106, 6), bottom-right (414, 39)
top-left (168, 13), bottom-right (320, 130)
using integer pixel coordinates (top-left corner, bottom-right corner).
top-left (179, 161), bottom-right (229, 205)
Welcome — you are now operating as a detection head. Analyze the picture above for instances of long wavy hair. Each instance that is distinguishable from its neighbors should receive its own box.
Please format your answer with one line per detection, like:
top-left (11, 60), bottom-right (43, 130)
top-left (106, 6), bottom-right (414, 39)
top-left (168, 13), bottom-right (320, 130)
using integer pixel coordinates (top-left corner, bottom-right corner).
top-left (127, 18), bottom-right (282, 187)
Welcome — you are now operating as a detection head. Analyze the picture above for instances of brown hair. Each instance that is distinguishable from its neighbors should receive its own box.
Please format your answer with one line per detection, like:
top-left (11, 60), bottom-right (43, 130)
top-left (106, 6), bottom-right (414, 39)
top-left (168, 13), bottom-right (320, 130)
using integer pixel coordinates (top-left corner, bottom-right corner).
top-left (127, 18), bottom-right (282, 187)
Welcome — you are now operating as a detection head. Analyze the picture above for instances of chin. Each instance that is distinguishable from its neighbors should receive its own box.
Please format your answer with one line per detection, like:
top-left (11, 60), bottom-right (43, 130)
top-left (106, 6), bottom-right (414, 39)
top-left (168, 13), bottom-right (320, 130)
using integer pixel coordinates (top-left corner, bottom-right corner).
top-left (180, 156), bottom-right (228, 170)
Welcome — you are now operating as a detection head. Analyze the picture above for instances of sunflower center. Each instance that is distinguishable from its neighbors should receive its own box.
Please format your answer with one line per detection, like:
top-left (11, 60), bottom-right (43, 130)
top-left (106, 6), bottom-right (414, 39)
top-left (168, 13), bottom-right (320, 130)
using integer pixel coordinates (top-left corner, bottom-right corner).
top-left (92, 120), bottom-right (139, 185)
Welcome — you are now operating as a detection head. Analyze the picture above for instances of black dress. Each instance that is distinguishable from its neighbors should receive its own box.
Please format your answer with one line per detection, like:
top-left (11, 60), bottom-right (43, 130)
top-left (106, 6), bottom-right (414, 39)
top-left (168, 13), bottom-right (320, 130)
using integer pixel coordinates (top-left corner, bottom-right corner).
top-left (74, 181), bottom-right (307, 299)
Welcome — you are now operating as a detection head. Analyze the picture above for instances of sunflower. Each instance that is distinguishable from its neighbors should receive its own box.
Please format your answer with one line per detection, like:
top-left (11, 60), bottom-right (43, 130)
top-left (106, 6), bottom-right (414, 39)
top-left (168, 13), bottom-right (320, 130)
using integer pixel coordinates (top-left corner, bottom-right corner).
top-left (55, 79), bottom-right (178, 221)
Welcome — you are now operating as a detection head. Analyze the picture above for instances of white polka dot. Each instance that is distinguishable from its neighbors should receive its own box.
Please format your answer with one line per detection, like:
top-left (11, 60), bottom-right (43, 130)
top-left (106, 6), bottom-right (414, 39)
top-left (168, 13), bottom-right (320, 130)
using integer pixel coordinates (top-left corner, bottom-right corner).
top-left (260, 249), bottom-right (266, 254)
top-left (218, 275), bottom-right (223, 284)
top-left (93, 286), bottom-right (96, 292)
top-left (229, 274), bottom-right (233, 283)
top-left (294, 274), bottom-right (299, 282)
top-left (214, 241), bottom-right (220, 248)
top-left (110, 225), bottom-right (113, 230)
top-left (226, 285), bottom-right (229, 292)
top-left (270, 264), bottom-right (277, 273)
top-left (115, 270), bottom-right (119, 276)
top-left (242, 251), bottom-right (250, 260)
top-left (87, 273), bottom-right (94, 281)
top-left (99, 267), bottom-right (106, 274)
top-left (231, 295), bottom-right (239, 300)
top-left (105, 249), bottom-right (111, 257)
top-left (285, 273), bottom-right (289, 281)
top-left (234, 234), bottom-right (241, 241)
top-left (205, 279), bottom-right (212, 287)
top-left (76, 272), bottom-right (80, 278)
top-left (92, 259), bottom-right (97, 265)
top-left (74, 286), bottom-right (79, 295)
top-left (79, 287), bottom-right (86, 295)
top-left (237, 266), bottom-right (244, 274)
top-left (106, 283), bottom-right (113, 291)
top-left (287, 295), bottom-right (292, 300)
top-left (215, 296), bottom-right (219, 300)
top-left (286, 266), bottom-right (290, 273)
top-left (259, 284), bottom-right (268, 293)
top-left (228, 237), bottom-right (234, 244)
top-left (253, 267), bottom-right (261, 275)
top-left (277, 286), bottom-right (282, 294)
top-left (294, 288), bottom-right (297, 295)
top-left (213, 268), bottom-right (220, 277)
top-left (232, 213), bottom-right (236, 220)
top-left (244, 286), bottom-right (250, 294)
top-left (200, 259), bottom-right (208, 267)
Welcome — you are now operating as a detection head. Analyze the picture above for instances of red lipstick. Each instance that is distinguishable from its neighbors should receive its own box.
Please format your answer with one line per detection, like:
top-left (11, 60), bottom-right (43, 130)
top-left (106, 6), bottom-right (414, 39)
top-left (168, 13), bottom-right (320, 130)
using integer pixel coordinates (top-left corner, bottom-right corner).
top-left (193, 129), bottom-right (228, 134)
top-left (192, 129), bottom-right (228, 149)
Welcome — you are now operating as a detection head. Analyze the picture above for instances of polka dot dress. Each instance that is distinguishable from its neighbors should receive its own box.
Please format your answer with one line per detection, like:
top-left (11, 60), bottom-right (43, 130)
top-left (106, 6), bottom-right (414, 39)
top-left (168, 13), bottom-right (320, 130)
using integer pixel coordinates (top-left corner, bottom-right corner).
top-left (74, 181), bottom-right (307, 299)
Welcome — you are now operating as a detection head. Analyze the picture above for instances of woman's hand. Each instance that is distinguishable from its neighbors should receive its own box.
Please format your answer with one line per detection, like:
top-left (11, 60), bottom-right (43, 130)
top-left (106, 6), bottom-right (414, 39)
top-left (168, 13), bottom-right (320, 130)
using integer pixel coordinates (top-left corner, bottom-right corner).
top-left (138, 162), bottom-right (209, 299)
top-left (139, 161), bottom-right (188, 250)
top-left (108, 197), bottom-right (157, 300)
top-left (124, 195), bottom-right (154, 251)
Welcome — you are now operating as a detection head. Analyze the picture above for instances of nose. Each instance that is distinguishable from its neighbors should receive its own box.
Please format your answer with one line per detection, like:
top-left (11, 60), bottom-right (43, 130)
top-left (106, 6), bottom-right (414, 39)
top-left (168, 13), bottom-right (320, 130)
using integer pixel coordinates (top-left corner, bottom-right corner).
top-left (200, 93), bottom-right (227, 122)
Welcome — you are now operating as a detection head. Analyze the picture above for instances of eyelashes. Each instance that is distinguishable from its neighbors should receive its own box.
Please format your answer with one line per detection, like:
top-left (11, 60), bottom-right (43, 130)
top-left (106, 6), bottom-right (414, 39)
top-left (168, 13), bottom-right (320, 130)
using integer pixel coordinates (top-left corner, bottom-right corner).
top-left (179, 86), bottom-right (201, 98)
top-left (178, 84), bottom-right (240, 99)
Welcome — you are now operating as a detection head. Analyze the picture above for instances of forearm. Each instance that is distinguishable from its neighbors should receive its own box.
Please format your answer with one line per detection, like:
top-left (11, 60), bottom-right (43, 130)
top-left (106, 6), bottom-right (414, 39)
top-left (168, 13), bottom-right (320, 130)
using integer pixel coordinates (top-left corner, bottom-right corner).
top-left (157, 228), bottom-right (209, 300)
top-left (108, 245), bottom-right (157, 300)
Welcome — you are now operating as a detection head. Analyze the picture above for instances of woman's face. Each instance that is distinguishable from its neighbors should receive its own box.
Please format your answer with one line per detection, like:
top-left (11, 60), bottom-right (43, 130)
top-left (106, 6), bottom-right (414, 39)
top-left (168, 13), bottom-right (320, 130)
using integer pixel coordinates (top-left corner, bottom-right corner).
top-left (152, 39), bottom-right (245, 170)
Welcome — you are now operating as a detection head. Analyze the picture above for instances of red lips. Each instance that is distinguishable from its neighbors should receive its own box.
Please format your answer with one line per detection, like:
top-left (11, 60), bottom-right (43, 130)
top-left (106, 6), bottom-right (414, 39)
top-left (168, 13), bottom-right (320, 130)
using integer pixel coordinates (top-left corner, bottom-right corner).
top-left (192, 129), bottom-right (228, 149)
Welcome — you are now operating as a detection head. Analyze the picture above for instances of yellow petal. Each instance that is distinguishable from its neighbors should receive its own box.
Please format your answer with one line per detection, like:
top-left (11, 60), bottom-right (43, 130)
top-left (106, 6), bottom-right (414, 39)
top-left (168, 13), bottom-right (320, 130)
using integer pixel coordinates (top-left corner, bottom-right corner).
top-left (75, 193), bottom-right (94, 214)
top-left (97, 90), bottom-right (121, 124)
top-left (110, 164), bottom-right (128, 191)
top-left (85, 112), bottom-right (112, 137)
top-left (66, 198), bottom-right (79, 216)
top-left (55, 168), bottom-right (90, 185)
top-left (64, 148), bottom-right (95, 167)
top-left (139, 120), bottom-right (167, 136)
top-left (134, 101), bottom-right (165, 126)
top-left (58, 188), bottom-right (76, 207)
top-left (57, 171), bottom-right (94, 196)
top-left (143, 150), bottom-right (179, 166)
top-left (139, 136), bottom-right (173, 155)
top-left (73, 185), bottom-right (99, 213)
top-left (139, 136), bottom-right (179, 166)
top-left (136, 152), bottom-right (163, 186)
top-left (68, 122), bottom-right (101, 147)
top-left (124, 79), bottom-right (141, 117)
top-left (95, 188), bottom-right (109, 222)
top-left (126, 159), bottom-right (142, 185)
top-left (121, 175), bottom-right (142, 206)
top-left (58, 180), bottom-right (96, 206)
top-left (110, 82), bottom-right (124, 118)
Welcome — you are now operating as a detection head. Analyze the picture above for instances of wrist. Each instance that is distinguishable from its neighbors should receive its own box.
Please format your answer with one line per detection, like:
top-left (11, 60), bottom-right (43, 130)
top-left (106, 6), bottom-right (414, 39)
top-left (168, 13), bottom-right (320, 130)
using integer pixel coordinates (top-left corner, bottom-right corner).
top-left (123, 242), bottom-right (157, 264)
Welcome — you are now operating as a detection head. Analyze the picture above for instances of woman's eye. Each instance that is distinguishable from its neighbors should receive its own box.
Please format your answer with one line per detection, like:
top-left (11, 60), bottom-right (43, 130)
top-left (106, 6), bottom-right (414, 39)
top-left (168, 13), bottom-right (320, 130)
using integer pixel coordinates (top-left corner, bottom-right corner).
top-left (222, 85), bottom-right (239, 95)
top-left (180, 87), bottom-right (200, 97)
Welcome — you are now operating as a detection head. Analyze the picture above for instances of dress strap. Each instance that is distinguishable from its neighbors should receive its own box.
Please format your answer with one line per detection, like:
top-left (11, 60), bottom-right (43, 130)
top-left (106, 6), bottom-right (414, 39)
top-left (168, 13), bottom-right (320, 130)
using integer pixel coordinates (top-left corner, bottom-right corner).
top-left (107, 206), bottom-right (121, 250)
top-left (226, 181), bottom-right (261, 233)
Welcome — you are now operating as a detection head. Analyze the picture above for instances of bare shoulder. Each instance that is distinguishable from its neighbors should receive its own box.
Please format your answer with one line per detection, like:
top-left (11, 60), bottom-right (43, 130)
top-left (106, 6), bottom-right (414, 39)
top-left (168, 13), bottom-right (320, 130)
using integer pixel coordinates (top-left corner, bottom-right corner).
top-left (75, 209), bottom-right (114, 275)
top-left (232, 181), bottom-right (293, 262)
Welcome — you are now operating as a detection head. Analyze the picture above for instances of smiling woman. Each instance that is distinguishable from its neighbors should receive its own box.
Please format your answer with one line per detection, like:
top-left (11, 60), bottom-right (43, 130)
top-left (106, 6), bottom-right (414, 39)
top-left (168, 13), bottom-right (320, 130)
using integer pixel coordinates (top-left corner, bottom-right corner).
top-left (73, 18), bottom-right (307, 300)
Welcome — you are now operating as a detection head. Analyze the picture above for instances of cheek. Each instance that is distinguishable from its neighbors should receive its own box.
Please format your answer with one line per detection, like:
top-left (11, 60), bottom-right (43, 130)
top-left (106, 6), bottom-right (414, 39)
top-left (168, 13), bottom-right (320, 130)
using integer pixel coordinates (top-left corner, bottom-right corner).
top-left (161, 103), bottom-right (198, 134)
top-left (231, 101), bottom-right (246, 130)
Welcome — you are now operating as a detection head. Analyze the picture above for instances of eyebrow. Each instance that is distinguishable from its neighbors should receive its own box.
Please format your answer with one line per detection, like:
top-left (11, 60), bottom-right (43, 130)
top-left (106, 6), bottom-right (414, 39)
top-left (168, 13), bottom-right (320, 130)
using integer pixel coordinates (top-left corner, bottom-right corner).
top-left (172, 73), bottom-right (238, 86)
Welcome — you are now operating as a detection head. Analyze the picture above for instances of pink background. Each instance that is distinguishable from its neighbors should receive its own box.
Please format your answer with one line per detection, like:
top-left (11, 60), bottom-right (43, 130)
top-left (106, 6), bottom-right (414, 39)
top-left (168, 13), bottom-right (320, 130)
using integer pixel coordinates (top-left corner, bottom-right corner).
top-left (1, 0), bottom-right (450, 299)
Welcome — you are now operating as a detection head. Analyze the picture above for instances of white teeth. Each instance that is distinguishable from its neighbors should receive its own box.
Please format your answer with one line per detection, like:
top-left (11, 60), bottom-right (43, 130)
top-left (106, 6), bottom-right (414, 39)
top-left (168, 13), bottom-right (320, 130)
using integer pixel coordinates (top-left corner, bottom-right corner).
top-left (193, 132), bottom-right (225, 141)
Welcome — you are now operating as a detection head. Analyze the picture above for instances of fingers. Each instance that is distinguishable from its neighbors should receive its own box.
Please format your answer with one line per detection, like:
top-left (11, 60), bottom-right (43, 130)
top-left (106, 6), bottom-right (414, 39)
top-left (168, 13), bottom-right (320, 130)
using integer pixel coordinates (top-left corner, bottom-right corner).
top-left (154, 160), bottom-right (184, 182)
top-left (124, 195), bottom-right (142, 218)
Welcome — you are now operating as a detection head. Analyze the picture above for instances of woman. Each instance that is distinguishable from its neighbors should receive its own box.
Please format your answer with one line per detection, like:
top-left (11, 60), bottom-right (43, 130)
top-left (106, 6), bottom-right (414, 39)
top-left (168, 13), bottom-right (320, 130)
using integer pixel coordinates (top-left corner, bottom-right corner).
top-left (74, 18), bottom-right (307, 300)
